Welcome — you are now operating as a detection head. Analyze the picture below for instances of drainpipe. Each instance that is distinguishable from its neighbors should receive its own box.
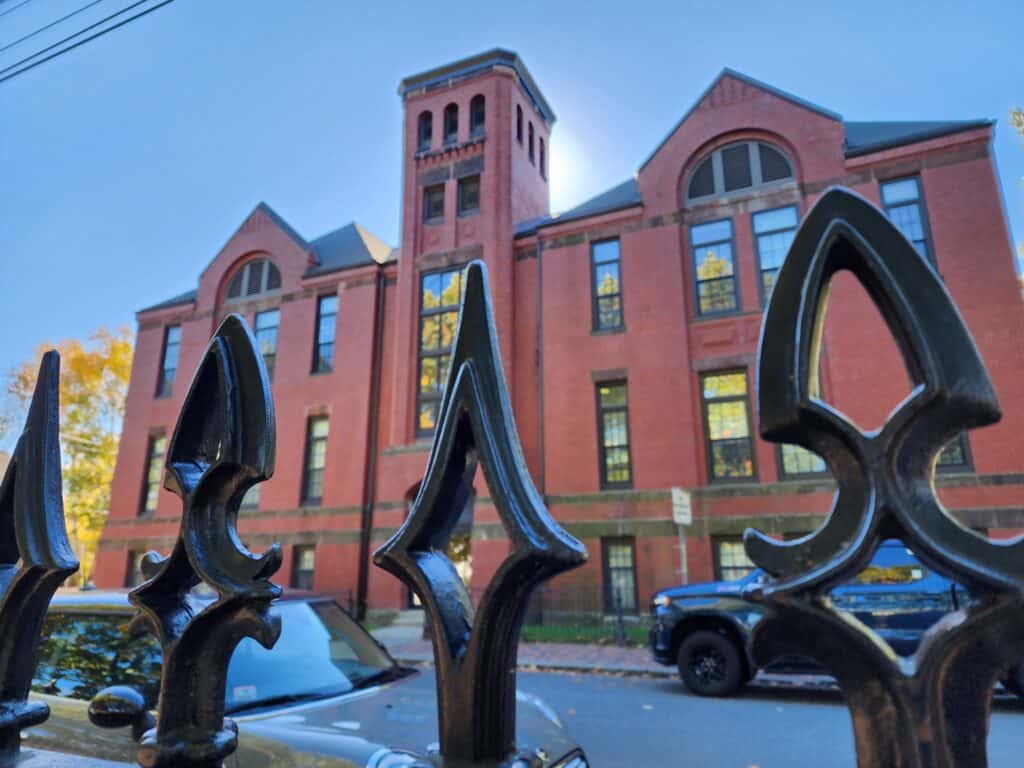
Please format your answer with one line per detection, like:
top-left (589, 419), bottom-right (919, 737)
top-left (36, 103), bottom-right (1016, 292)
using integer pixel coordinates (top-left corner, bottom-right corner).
top-left (536, 236), bottom-right (545, 495)
top-left (356, 266), bottom-right (387, 621)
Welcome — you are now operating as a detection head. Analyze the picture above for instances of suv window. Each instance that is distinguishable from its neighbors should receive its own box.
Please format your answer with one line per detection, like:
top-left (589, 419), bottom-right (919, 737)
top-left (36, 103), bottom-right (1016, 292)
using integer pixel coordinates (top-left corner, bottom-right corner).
top-left (853, 545), bottom-right (925, 585)
top-left (31, 613), bottom-right (162, 707)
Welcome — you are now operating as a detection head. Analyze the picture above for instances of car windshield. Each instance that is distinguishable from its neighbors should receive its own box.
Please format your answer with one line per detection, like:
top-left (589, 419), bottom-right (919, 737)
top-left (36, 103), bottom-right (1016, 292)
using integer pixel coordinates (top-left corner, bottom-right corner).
top-left (225, 600), bottom-right (397, 711)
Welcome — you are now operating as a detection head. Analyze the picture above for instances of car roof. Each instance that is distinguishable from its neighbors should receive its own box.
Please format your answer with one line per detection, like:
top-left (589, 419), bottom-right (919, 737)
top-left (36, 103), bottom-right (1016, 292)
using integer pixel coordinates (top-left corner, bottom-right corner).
top-left (50, 587), bottom-right (324, 610)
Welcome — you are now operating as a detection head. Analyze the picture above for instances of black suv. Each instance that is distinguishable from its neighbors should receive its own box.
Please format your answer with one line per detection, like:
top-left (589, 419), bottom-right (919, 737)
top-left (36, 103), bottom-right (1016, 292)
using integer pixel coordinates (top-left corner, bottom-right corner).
top-left (650, 540), bottom-right (1024, 698)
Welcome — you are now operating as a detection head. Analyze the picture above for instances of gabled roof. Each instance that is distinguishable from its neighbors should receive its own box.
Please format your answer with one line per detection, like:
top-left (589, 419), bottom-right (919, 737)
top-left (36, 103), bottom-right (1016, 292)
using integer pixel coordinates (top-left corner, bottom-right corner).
top-left (305, 222), bottom-right (396, 277)
top-left (639, 68), bottom-right (842, 172)
top-left (514, 178), bottom-right (641, 238)
top-left (842, 119), bottom-right (993, 158)
top-left (138, 289), bottom-right (197, 313)
top-left (399, 48), bottom-right (556, 125)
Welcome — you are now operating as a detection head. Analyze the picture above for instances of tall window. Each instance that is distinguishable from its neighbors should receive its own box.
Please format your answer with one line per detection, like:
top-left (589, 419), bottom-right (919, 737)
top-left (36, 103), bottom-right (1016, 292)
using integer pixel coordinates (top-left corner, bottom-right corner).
top-left (602, 537), bottom-right (637, 613)
top-left (140, 434), bottom-right (166, 516)
top-left (516, 105), bottom-right (523, 144)
top-left (292, 545), bottom-right (315, 590)
top-left (254, 309), bottom-right (279, 380)
top-left (469, 95), bottom-right (485, 138)
top-left (937, 434), bottom-right (971, 472)
top-left (753, 206), bottom-right (799, 301)
top-left (713, 537), bottom-right (756, 581)
top-left (457, 175), bottom-right (480, 216)
top-left (225, 258), bottom-right (281, 300)
top-left (302, 416), bottom-right (329, 505)
top-left (596, 381), bottom-right (632, 488)
top-left (156, 325), bottom-right (181, 398)
top-left (539, 138), bottom-right (546, 179)
top-left (780, 444), bottom-right (827, 477)
top-left (591, 239), bottom-right (623, 331)
top-left (881, 177), bottom-right (932, 262)
top-left (528, 122), bottom-right (535, 163)
top-left (417, 110), bottom-right (432, 151)
top-left (691, 219), bottom-right (737, 316)
top-left (124, 551), bottom-right (146, 588)
top-left (423, 184), bottom-right (444, 223)
top-left (687, 141), bottom-right (794, 201)
top-left (443, 103), bottom-right (458, 144)
top-left (701, 372), bottom-right (755, 481)
top-left (417, 266), bottom-right (463, 435)
top-left (312, 295), bottom-right (338, 373)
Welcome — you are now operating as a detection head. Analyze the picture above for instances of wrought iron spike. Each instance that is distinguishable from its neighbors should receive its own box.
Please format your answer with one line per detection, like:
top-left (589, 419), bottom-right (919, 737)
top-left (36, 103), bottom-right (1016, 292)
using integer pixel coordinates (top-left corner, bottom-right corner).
top-left (129, 315), bottom-right (281, 768)
top-left (746, 186), bottom-right (1024, 766)
top-left (0, 351), bottom-right (78, 759)
top-left (374, 261), bottom-right (587, 764)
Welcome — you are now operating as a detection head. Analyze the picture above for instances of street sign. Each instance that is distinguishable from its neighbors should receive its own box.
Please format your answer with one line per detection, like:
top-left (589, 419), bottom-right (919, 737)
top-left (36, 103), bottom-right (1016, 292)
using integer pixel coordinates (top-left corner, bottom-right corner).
top-left (671, 487), bottom-right (692, 526)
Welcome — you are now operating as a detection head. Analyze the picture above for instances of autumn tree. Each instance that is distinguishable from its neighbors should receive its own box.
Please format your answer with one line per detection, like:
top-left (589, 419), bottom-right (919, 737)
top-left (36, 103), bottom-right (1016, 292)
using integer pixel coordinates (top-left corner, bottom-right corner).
top-left (4, 328), bottom-right (133, 585)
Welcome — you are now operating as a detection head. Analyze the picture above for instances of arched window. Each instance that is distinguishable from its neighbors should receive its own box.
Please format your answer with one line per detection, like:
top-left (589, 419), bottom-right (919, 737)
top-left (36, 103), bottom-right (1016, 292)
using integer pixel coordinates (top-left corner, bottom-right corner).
top-left (516, 105), bottom-right (523, 144)
top-left (469, 95), bottom-right (485, 138)
top-left (444, 103), bottom-right (458, 145)
top-left (539, 137), bottom-right (546, 179)
top-left (528, 122), bottom-right (535, 163)
top-left (417, 111), bottom-right (432, 151)
top-left (686, 141), bottom-right (794, 202)
top-left (225, 257), bottom-right (281, 301)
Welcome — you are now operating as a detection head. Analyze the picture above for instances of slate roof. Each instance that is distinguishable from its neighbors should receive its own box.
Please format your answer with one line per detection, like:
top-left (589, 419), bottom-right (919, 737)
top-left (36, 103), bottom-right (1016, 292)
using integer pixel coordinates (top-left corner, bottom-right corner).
top-left (842, 119), bottom-right (993, 158)
top-left (138, 289), bottom-right (198, 313)
top-left (514, 178), bottom-right (641, 238)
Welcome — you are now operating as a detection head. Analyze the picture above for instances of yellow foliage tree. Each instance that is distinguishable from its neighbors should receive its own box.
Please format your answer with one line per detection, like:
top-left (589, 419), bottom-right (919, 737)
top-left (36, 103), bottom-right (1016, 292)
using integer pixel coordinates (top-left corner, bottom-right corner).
top-left (5, 328), bottom-right (133, 585)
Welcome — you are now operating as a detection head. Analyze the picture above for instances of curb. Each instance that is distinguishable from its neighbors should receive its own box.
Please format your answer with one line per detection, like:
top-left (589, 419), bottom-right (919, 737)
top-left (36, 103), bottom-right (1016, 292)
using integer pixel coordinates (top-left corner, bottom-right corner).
top-left (393, 655), bottom-right (677, 678)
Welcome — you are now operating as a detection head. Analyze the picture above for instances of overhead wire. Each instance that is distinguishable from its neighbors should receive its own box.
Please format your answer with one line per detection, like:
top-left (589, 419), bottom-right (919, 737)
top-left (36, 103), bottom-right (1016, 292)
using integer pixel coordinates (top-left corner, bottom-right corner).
top-left (0, 0), bottom-right (107, 55)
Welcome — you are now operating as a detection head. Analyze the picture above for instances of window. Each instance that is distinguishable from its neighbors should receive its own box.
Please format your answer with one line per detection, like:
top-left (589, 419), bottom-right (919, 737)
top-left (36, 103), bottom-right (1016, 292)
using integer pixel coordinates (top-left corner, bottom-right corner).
top-left (753, 206), bottom-right (799, 301)
top-left (780, 444), bottom-right (827, 477)
top-left (457, 174), bottom-right (480, 216)
top-left (596, 381), bottom-right (632, 488)
top-left (713, 537), bottom-right (756, 581)
top-left (936, 434), bottom-right (971, 472)
top-left (254, 309), bottom-right (279, 380)
top-left (516, 105), bottom-right (523, 144)
top-left (302, 416), bottom-right (329, 504)
top-left (528, 122), bottom-right (535, 163)
top-left (701, 372), bottom-right (755, 481)
top-left (881, 177), bottom-right (932, 262)
top-left (539, 138), bottom-right (546, 179)
top-left (124, 550), bottom-right (146, 587)
top-left (469, 94), bottom-right (485, 138)
top-left (852, 545), bottom-right (924, 585)
top-left (417, 266), bottom-right (464, 435)
top-left (602, 538), bottom-right (637, 613)
top-left (417, 110), bottom-right (432, 151)
top-left (443, 103), bottom-right (458, 144)
top-left (312, 294), bottom-right (338, 373)
top-left (591, 239), bottom-right (623, 331)
top-left (690, 219), bottom-right (738, 316)
top-left (140, 434), bottom-right (166, 516)
top-left (156, 325), bottom-right (181, 398)
top-left (687, 141), bottom-right (793, 201)
top-left (225, 258), bottom-right (281, 300)
top-left (423, 184), bottom-right (444, 223)
top-left (292, 545), bottom-right (315, 590)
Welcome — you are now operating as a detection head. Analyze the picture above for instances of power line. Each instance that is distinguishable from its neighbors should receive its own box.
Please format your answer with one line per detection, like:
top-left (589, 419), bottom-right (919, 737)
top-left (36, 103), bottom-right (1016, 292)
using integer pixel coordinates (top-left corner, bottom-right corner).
top-left (0, 0), bottom-right (107, 55)
top-left (0, 0), bottom-right (161, 80)
top-left (0, 0), bottom-right (34, 19)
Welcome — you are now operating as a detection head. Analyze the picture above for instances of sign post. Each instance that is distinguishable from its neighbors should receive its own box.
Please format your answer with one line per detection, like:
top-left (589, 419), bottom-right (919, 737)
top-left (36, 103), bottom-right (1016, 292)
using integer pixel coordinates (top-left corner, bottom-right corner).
top-left (671, 487), bottom-right (691, 584)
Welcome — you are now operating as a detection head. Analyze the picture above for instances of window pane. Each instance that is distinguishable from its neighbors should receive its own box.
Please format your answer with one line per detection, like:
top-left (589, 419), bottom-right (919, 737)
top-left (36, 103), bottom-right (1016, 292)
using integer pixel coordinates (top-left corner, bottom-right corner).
top-left (722, 144), bottom-right (752, 191)
top-left (420, 316), bottom-right (440, 351)
top-left (458, 175), bottom-right (480, 214)
top-left (702, 373), bottom-right (747, 399)
top-left (422, 274), bottom-right (442, 308)
top-left (597, 296), bottom-right (622, 329)
top-left (598, 383), bottom-right (627, 408)
top-left (255, 309), bottom-right (278, 331)
top-left (318, 295), bottom-right (338, 317)
top-left (592, 239), bottom-right (620, 264)
top-left (717, 540), bottom-right (755, 580)
top-left (246, 261), bottom-right (264, 295)
top-left (424, 186), bottom-right (444, 221)
top-left (711, 439), bottom-right (754, 478)
top-left (698, 278), bottom-right (736, 314)
top-left (227, 271), bottom-right (243, 298)
top-left (418, 402), bottom-right (438, 432)
top-left (707, 400), bottom-right (750, 440)
top-left (297, 547), bottom-right (315, 571)
top-left (756, 230), bottom-right (795, 273)
top-left (595, 263), bottom-right (620, 296)
top-left (782, 444), bottom-right (827, 475)
top-left (604, 448), bottom-right (631, 483)
top-left (439, 311), bottom-right (458, 349)
top-left (601, 411), bottom-right (629, 447)
top-left (266, 263), bottom-right (281, 291)
top-left (695, 242), bottom-right (734, 279)
top-left (439, 271), bottom-right (461, 308)
top-left (753, 206), bottom-right (798, 234)
top-left (888, 203), bottom-right (925, 242)
top-left (419, 357), bottom-right (440, 393)
top-left (691, 219), bottom-right (732, 246)
top-left (166, 326), bottom-right (181, 345)
top-left (762, 270), bottom-right (779, 298)
top-left (318, 314), bottom-right (336, 345)
top-left (937, 435), bottom-right (967, 467)
top-left (310, 417), bottom-right (329, 439)
top-left (688, 156), bottom-right (714, 198)
top-left (758, 143), bottom-right (792, 183)
top-left (241, 484), bottom-right (260, 508)
top-left (881, 178), bottom-right (919, 205)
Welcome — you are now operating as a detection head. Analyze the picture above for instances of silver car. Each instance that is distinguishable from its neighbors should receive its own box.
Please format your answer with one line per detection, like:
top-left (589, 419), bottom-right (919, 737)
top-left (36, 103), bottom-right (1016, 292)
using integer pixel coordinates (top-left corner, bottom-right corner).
top-left (24, 590), bottom-right (587, 767)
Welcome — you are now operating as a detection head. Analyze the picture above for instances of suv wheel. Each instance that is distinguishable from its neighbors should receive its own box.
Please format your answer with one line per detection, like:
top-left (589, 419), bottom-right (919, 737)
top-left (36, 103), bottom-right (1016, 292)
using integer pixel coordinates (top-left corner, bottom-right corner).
top-left (677, 630), bottom-right (744, 697)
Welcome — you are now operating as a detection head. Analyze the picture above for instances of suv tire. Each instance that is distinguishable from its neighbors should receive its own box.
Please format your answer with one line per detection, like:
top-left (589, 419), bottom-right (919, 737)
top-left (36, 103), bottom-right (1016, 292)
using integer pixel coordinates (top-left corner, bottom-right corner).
top-left (677, 630), bottom-right (744, 697)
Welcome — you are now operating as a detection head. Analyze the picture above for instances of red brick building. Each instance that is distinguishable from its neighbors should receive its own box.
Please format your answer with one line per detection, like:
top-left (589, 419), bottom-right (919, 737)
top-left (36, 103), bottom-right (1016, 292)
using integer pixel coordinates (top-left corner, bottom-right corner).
top-left (94, 50), bottom-right (1024, 616)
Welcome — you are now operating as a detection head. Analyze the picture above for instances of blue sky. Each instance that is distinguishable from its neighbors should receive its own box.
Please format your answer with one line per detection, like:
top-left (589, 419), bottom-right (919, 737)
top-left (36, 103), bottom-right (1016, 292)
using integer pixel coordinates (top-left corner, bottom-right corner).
top-left (1, 0), bottom-right (1021, 380)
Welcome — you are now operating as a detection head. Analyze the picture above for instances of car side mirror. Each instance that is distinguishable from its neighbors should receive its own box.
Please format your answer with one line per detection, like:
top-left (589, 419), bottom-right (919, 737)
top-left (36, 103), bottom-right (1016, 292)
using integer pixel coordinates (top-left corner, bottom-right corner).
top-left (88, 685), bottom-right (155, 741)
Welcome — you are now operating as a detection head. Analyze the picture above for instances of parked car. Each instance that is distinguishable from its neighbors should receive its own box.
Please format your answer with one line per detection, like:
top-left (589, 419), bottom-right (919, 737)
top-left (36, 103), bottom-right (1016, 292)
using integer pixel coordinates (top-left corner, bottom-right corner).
top-left (25, 590), bottom-right (588, 768)
top-left (650, 540), bottom-right (1024, 698)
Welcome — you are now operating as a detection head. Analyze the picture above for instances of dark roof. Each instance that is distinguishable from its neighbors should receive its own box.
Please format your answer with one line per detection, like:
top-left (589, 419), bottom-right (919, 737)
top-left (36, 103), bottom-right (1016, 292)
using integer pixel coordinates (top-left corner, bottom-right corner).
top-left (305, 222), bottom-right (395, 277)
top-left (842, 119), bottom-right (992, 158)
top-left (639, 68), bottom-right (842, 172)
top-left (138, 288), bottom-right (197, 313)
top-left (514, 178), bottom-right (641, 237)
top-left (400, 48), bottom-right (555, 125)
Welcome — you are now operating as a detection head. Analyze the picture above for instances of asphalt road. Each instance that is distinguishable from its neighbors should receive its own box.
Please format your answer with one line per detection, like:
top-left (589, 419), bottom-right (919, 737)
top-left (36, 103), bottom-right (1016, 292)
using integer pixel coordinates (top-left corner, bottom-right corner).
top-left (517, 670), bottom-right (1024, 767)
